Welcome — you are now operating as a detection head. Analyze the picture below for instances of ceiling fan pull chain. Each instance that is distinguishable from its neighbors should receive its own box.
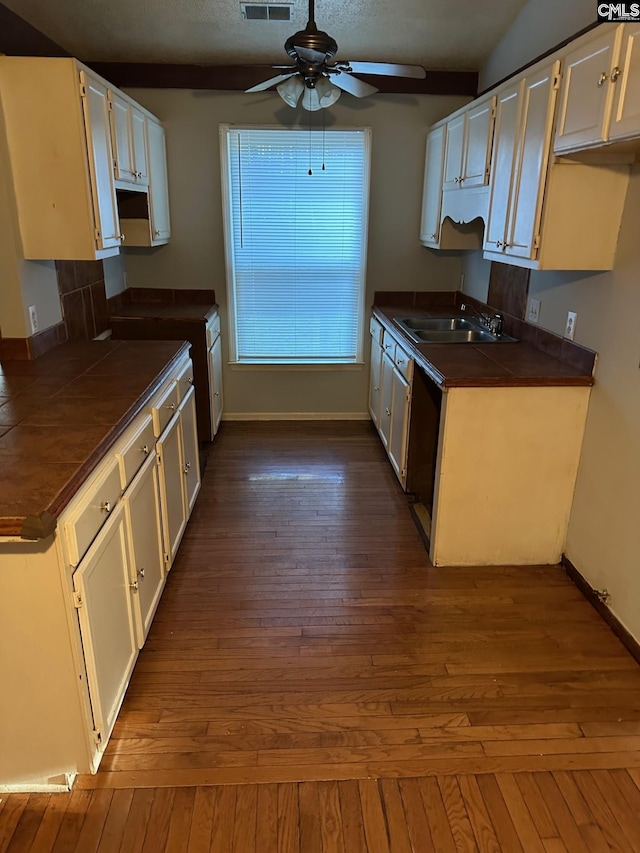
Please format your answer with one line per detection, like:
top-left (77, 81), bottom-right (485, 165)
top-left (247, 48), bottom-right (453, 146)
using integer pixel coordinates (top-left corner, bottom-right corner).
top-left (308, 108), bottom-right (313, 175)
top-left (322, 108), bottom-right (326, 171)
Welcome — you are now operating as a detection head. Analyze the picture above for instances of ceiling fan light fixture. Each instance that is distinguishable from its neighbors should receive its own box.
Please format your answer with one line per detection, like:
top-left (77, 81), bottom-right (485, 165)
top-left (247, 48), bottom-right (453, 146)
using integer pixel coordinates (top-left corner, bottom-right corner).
top-left (316, 75), bottom-right (341, 108)
top-left (276, 74), bottom-right (304, 106)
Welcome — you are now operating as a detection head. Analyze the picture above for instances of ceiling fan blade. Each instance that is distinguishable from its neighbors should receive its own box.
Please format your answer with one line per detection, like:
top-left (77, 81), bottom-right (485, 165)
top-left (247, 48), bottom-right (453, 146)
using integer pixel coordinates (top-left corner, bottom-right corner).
top-left (330, 71), bottom-right (378, 98)
top-left (294, 45), bottom-right (328, 64)
top-left (343, 61), bottom-right (426, 79)
top-left (245, 72), bottom-right (297, 93)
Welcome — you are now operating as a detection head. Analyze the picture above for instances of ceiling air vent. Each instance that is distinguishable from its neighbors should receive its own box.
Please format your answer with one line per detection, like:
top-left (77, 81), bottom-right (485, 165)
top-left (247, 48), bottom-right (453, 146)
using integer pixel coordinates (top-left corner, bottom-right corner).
top-left (241, 3), bottom-right (292, 21)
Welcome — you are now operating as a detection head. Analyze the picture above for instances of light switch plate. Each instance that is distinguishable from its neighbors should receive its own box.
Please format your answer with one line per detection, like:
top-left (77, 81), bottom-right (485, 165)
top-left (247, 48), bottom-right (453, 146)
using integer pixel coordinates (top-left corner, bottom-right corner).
top-left (28, 305), bottom-right (38, 334)
top-left (565, 311), bottom-right (577, 341)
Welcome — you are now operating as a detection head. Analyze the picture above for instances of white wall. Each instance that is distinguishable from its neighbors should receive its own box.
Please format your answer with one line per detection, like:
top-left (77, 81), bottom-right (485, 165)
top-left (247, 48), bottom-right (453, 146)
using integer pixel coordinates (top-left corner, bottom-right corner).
top-left (463, 3), bottom-right (640, 644)
top-left (480, 0), bottom-right (596, 89)
top-left (122, 88), bottom-right (470, 417)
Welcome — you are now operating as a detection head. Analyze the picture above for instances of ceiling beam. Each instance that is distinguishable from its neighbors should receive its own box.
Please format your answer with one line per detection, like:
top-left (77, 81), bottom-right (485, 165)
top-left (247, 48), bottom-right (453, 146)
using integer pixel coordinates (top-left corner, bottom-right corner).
top-left (87, 62), bottom-right (479, 97)
top-left (0, 2), bottom-right (69, 56)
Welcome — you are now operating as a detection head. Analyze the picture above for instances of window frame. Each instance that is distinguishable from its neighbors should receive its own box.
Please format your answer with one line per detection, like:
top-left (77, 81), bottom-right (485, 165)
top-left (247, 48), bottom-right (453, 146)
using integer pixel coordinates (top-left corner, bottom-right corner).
top-left (219, 123), bottom-right (371, 366)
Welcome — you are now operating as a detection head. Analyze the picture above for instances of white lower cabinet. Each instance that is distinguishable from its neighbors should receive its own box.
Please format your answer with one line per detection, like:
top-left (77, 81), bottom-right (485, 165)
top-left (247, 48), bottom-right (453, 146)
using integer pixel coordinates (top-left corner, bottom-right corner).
top-left (207, 317), bottom-right (224, 439)
top-left (368, 322), bottom-right (384, 429)
top-left (0, 352), bottom-right (201, 791)
top-left (370, 322), bottom-right (414, 488)
top-left (72, 504), bottom-right (138, 747)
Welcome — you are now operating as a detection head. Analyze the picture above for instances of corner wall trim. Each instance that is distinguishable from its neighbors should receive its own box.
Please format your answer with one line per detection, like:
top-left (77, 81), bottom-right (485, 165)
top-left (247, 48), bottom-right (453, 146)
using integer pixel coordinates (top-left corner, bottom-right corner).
top-left (562, 555), bottom-right (640, 665)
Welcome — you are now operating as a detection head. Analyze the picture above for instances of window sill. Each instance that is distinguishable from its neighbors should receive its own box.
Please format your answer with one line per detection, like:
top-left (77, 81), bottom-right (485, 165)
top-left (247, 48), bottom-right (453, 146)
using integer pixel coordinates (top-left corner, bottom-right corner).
top-left (229, 362), bottom-right (365, 372)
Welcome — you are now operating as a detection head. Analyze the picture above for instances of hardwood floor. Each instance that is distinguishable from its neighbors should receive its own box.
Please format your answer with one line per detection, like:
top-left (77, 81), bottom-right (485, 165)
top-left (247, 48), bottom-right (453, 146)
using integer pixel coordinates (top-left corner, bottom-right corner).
top-left (2, 421), bottom-right (640, 850)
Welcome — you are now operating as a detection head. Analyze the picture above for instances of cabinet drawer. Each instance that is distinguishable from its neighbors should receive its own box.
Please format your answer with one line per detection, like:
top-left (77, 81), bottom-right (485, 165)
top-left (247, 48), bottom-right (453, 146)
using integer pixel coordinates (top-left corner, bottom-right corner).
top-left (175, 358), bottom-right (195, 402)
top-left (116, 414), bottom-right (155, 490)
top-left (206, 314), bottom-right (221, 348)
top-left (370, 316), bottom-right (384, 345)
top-left (382, 330), bottom-right (396, 361)
top-left (394, 344), bottom-right (413, 382)
top-left (64, 457), bottom-right (122, 567)
top-left (152, 382), bottom-right (180, 437)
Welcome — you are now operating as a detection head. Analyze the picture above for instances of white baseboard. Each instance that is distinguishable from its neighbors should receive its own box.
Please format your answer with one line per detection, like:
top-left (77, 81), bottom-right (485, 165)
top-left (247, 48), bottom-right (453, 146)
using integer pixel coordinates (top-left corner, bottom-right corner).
top-left (222, 412), bottom-right (370, 422)
top-left (0, 773), bottom-right (76, 793)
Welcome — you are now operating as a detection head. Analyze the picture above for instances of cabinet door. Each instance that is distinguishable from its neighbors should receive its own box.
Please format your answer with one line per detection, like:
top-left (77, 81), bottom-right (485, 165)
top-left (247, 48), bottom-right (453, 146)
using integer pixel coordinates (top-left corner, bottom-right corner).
top-left (420, 125), bottom-right (446, 245)
top-left (80, 72), bottom-right (121, 251)
top-left (442, 114), bottom-right (465, 189)
top-left (146, 119), bottom-right (171, 244)
top-left (123, 453), bottom-right (165, 647)
top-left (208, 334), bottom-right (224, 438)
top-left (484, 81), bottom-right (522, 253)
top-left (72, 505), bottom-right (138, 745)
top-left (110, 94), bottom-right (135, 182)
top-left (368, 333), bottom-right (384, 428)
top-left (462, 97), bottom-right (494, 187)
top-left (554, 27), bottom-right (621, 153)
top-left (131, 109), bottom-right (149, 185)
top-left (505, 61), bottom-right (559, 260)
top-left (609, 23), bottom-right (640, 142)
top-left (388, 367), bottom-right (411, 487)
top-left (379, 351), bottom-right (395, 450)
top-left (156, 411), bottom-right (187, 567)
top-left (179, 386), bottom-right (201, 516)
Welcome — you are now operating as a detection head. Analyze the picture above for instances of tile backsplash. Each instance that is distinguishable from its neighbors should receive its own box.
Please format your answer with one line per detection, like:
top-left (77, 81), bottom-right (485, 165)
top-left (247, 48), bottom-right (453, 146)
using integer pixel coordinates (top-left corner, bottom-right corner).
top-left (56, 260), bottom-right (109, 340)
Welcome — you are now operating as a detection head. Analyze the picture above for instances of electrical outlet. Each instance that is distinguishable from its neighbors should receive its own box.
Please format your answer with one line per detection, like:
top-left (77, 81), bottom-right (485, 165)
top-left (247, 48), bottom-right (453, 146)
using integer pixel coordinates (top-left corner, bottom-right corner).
top-left (527, 298), bottom-right (541, 324)
top-left (565, 310), bottom-right (577, 341)
top-left (28, 305), bottom-right (38, 334)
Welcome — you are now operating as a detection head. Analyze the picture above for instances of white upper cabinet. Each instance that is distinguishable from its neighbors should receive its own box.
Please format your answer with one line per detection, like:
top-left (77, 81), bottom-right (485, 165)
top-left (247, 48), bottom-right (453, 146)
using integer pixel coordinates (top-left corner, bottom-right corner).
top-left (554, 23), bottom-right (640, 153)
top-left (554, 26), bottom-right (622, 153)
top-left (0, 56), bottom-right (170, 260)
top-left (486, 62), bottom-right (559, 261)
top-left (420, 125), bottom-right (446, 246)
top-left (146, 118), bottom-right (171, 243)
top-left (443, 97), bottom-right (495, 190)
top-left (609, 22), bottom-right (640, 142)
top-left (110, 93), bottom-right (149, 187)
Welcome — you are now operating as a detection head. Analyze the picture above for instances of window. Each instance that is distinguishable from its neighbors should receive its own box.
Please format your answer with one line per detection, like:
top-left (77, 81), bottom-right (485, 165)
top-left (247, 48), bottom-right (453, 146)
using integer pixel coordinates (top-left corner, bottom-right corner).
top-left (220, 125), bottom-right (371, 364)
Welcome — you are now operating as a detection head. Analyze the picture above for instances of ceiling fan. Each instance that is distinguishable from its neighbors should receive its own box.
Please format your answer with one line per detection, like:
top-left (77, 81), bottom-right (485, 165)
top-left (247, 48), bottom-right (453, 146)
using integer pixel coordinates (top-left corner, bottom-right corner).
top-left (245, 0), bottom-right (426, 110)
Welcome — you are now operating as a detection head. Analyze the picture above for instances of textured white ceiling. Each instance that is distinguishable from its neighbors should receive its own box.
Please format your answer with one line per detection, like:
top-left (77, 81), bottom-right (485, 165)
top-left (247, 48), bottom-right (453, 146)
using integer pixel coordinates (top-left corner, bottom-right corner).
top-left (4, 0), bottom-right (530, 69)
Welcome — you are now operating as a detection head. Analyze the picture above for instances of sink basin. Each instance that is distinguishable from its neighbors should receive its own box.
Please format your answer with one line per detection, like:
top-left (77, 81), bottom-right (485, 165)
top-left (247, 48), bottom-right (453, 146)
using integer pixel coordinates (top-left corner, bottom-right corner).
top-left (397, 317), bottom-right (478, 332)
top-left (394, 316), bottom-right (517, 344)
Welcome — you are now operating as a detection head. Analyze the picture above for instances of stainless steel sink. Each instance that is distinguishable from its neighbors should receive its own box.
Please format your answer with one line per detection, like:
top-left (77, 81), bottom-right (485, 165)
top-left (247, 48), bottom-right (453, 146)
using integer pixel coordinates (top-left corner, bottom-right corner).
top-left (394, 317), bottom-right (517, 344)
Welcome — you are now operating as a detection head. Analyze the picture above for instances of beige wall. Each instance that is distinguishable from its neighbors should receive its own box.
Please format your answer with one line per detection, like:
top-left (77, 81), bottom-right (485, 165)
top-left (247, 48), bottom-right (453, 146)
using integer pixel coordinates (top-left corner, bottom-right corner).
top-left (480, 0), bottom-right (596, 90)
top-left (122, 89), bottom-right (469, 416)
top-left (463, 2), bottom-right (640, 644)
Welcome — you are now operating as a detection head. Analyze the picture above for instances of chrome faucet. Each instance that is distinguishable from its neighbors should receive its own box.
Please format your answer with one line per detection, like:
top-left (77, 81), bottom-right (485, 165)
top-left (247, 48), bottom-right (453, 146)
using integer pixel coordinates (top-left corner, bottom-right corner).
top-left (461, 302), bottom-right (503, 337)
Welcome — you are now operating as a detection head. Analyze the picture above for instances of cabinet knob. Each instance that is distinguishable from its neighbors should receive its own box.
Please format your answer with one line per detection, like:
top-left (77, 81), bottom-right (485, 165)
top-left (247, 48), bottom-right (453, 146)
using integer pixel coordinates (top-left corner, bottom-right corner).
top-left (185, 377), bottom-right (193, 385)
top-left (598, 71), bottom-right (608, 87)
top-left (385, 407), bottom-right (391, 417)
top-left (611, 66), bottom-right (621, 83)
top-left (496, 241), bottom-right (503, 248)
top-left (165, 403), bottom-right (176, 411)
top-left (119, 233), bottom-right (126, 242)
top-left (100, 500), bottom-right (112, 514)
top-left (430, 233), bottom-right (436, 240)
top-left (183, 462), bottom-right (191, 474)
top-left (214, 391), bottom-right (220, 397)
top-left (137, 567), bottom-right (145, 578)
top-left (155, 230), bottom-right (161, 237)
top-left (374, 386), bottom-right (379, 392)
top-left (141, 444), bottom-right (150, 455)
top-left (129, 580), bottom-right (139, 592)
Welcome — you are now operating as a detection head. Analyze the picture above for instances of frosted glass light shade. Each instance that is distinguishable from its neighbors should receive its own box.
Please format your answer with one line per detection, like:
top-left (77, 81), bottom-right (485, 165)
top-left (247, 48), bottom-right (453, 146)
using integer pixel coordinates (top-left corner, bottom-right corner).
top-left (316, 76), bottom-right (341, 108)
top-left (276, 75), bottom-right (304, 107)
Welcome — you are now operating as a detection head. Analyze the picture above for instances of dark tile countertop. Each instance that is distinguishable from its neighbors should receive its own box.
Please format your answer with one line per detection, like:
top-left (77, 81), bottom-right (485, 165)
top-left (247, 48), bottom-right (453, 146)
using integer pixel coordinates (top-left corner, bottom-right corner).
top-left (109, 303), bottom-right (217, 323)
top-left (374, 306), bottom-right (595, 389)
top-left (0, 339), bottom-right (190, 539)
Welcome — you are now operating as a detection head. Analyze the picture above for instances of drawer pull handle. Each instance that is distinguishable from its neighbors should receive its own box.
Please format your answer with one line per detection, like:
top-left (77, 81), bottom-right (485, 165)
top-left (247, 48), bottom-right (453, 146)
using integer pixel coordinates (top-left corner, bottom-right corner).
top-left (183, 462), bottom-right (191, 474)
top-left (129, 580), bottom-right (139, 592)
top-left (137, 567), bottom-right (145, 578)
top-left (100, 501), bottom-right (112, 514)
top-left (141, 444), bottom-right (150, 455)
top-left (165, 403), bottom-right (176, 411)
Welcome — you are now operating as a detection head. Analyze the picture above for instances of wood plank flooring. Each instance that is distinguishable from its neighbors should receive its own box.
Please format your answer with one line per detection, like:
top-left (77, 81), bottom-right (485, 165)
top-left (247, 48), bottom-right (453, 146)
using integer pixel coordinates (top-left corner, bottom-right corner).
top-left (2, 421), bottom-right (640, 850)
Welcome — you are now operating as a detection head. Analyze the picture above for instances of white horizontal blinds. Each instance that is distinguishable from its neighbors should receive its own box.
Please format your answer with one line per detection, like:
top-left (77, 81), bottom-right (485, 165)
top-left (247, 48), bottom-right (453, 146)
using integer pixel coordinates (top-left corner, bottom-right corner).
top-left (225, 127), bottom-right (369, 362)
